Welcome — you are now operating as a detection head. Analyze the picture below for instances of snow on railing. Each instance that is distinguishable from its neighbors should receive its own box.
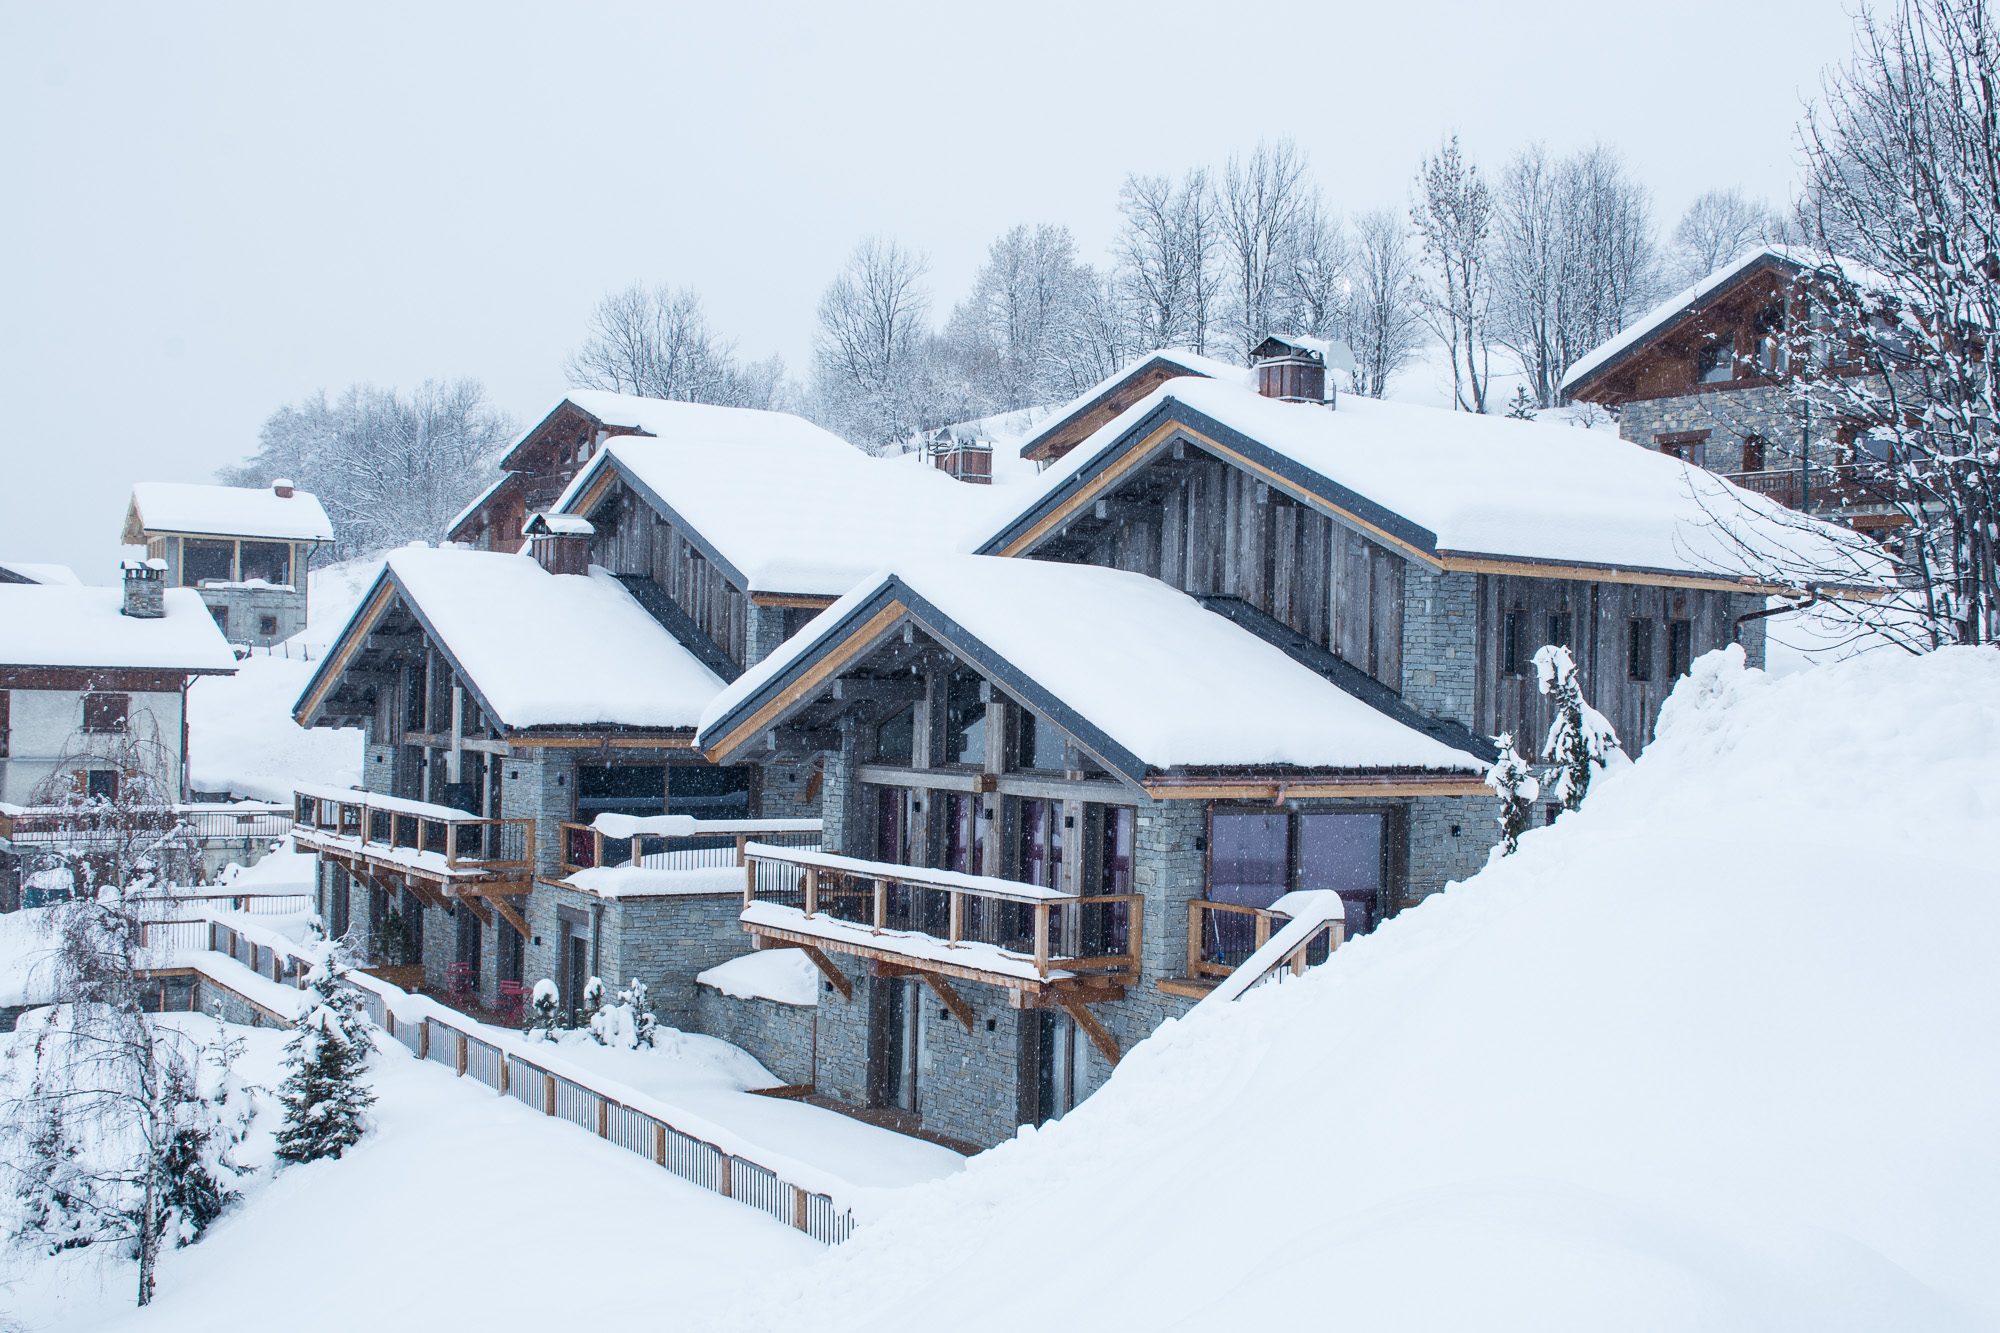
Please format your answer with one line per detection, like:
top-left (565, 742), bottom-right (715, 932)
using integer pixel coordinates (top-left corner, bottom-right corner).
top-left (196, 915), bottom-right (858, 1245)
top-left (1195, 891), bottom-right (1347, 1007)
top-left (560, 815), bottom-right (823, 876)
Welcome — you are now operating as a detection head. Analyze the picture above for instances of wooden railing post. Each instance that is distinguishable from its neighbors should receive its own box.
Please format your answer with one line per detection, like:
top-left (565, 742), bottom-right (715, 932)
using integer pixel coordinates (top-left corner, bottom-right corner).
top-left (719, 1155), bottom-right (734, 1198)
top-left (791, 1185), bottom-right (808, 1231)
top-left (445, 821), bottom-right (459, 866)
top-left (1033, 902), bottom-right (1051, 977)
top-left (948, 890), bottom-right (963, 945)
top-left (804, 866), bottom-right (819, 917)
top-left (743, 852), bottom-right (757, 909)
top-left (1254, 910), bottom-right (1272, 952)
top-left (1188, 900), bottom-right (1204, 975)
top-left (597, 1098), bottom-right (609, 1138)
top-left (543, 1074), bottom-right (556, 1117)
top-left (872, 879), bottom-right (887, 931)
top-left (653, 1122), bottom-right (667, 1165)
top-left (417, 1020), bottom-right (430, 1061)
top-left (734, 833), bottom-right (748, 866)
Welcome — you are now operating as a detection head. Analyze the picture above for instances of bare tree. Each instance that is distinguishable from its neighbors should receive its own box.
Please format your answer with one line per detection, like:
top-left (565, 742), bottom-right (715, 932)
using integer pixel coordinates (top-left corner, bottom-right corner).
top-left (1411, 136), bottom-right (1496, 412)
top-left (1788, 0), bottom-right (2000, 645)
top-left (945, 224), bottom-right (1103, 411)
top-left (1343, 209), bottom-right (1424, 397)
top-left (566, 283), bottom-right (782, 409)
top-left (812, 237), bottom-right (942, 450)
top-left (1114, 168), bottom-right (1223, 355)
top-left (225, 380), bottom-right (515, 558)
top-left (1219, 138), bottom-right (1317, 357)
top-left (1284, 198), bottom-right (1350, 341)
top-left (1670, 188), bottom-right (1787, 286)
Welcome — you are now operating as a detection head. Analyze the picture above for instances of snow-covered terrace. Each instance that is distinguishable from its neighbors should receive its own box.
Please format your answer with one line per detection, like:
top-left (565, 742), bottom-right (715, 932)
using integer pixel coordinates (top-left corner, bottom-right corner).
top-left (290, 785), bottom-right (533, 885)
top-left (555, 812), bottom-right (823, 900)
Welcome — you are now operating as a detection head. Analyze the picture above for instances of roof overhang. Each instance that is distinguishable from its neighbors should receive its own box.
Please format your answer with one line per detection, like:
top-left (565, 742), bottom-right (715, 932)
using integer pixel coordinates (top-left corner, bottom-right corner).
top-left (1018, 355), bottom-right (1220, 465)
top-left (1563, 252), bottom-right (1804, 403)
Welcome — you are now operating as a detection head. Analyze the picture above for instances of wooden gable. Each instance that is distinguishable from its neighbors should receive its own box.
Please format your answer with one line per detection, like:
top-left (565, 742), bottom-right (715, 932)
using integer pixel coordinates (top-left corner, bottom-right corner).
top-left (1020, 357), bottom-right (1222, 465)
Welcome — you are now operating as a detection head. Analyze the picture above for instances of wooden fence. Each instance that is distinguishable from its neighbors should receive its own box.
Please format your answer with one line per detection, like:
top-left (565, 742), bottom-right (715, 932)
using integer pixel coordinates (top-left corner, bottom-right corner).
top-left (202, 918), bottom-right (856, 1244)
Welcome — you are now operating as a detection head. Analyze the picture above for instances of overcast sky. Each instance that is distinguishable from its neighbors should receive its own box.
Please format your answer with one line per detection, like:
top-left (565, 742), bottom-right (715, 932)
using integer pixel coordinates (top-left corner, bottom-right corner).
top-left (1, 0), bottom-right (1858, 581)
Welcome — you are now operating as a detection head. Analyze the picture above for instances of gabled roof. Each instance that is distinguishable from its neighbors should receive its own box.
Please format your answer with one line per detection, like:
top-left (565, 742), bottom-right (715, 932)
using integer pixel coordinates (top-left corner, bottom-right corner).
top-left (1560, 246), bottom-right (1893, 397)
top-left (0, 585), bottom-right (236, 674)
top-left (551, 423), bottom-right (1000, 598)
top-left (1017, 348), bottom-right (1249, 464)
top-left (0, 560), bottom-right (80, 586)
top-left (500, 390), bottom-right (850, 473)
top-left (697, 556), bottom-right (1489, 784)
top-left (124, 482), bottom-right (334, 543)
top-left (974, 377), bottom-right (1884, 592)
top-left (293, 547), bottom-right (724, 733)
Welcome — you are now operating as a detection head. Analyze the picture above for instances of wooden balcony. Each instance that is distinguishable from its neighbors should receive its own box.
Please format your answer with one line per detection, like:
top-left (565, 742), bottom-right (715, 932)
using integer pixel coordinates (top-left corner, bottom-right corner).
top-left (1159, 898), bottom-right (1343, 998)
top-left (291, 786), bottom-right (533, 888)
top-left (559, 817), bottom-right (822, 877)
top-left (740, 844), bottom-right (1142, 997)
top-left (1723, 465), bottom-right (1903, 514)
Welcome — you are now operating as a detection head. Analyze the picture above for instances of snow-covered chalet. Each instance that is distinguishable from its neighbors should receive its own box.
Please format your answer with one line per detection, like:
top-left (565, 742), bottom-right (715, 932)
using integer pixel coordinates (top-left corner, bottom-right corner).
top-left (123, 479), bottom-right (335, 646)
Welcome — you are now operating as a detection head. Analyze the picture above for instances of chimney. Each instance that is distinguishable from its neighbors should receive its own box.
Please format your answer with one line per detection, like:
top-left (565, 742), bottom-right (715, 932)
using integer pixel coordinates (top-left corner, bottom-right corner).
top-left (121, 558), bottom-right (166, 619)
top-left (273, 478), bottom-right (296, 499)
top-left (1250, 334), bottom-right (1354, 408)
top-left (525, 513), bottom-right (594, 576)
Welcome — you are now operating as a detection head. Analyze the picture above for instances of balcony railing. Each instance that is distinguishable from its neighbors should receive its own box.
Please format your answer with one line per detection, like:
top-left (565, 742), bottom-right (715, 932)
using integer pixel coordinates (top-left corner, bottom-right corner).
top-left (560, 816), bottom-right (822, 876)
top-left (0, 802), bottom-right (291, 849)
top-left (292, 787), bottom-right (532, 878)
top-left (742, 843), bottom-right (1141, 985)
top-left (1187, 899), bottom-right (1339, 979)
top-left (1723, 465), bottom-right (1902, 513)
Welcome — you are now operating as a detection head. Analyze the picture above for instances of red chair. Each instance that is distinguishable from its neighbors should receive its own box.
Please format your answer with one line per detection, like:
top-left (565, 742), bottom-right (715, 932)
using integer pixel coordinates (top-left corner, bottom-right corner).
top-left (446, 962), bottom-right (476, 997)
top-left (497, 980), bottom-right (528, 1023)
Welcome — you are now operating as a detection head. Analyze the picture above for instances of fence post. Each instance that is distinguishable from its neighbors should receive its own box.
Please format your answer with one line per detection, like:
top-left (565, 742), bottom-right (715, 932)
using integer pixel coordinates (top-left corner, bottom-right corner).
top-left (804, 866), bottom-right (819, 917)
top-left (597, 1098), bottom-right (609, 1138)
top-left (417, 1020), bottom-right (430, 1060)
top-left (653, 1122), bottom-right (667, 1166)
top-left (456, 1033), bottom-right (468, 1076)
top-left (499, 1056), bottom-right (511, 1096)
top-left (544, 1074), bottom-right (556, 1117)
top-left (792, 1186), bottom-right (808, 1231)
top-left (719, 1155), bottom-right (733, 1198)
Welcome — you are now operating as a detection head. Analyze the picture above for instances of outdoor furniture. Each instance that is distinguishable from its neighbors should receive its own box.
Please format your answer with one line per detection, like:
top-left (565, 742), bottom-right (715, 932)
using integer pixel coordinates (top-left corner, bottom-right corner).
top-left (497, 979), bottom-right (528, 1023)
top-left (446, 962), bottom-right (476, 996)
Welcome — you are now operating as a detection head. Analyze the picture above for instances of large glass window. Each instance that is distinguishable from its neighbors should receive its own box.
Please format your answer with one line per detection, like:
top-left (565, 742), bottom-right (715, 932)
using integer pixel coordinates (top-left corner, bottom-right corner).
top-left (1297, 812), bottom-right (1386, 938)
top-left (938, 791), bottom-right (979, 874)
top-left (873, 706), bottom-right (914, 766)
top-left (182, 539), bottom-right (233, 585)
top-left (238, 541), bottom-right (291, 586)
top-left (1208, 811), bottom-right (1290, 910)
top-left (1017, 797), bottom-right (1064, 889)
top-left (667, 764), bottom-right (753, 821)
top-left (1012, 705), bottom-right (1068, 772)
top-left (1205, 808), bottom-right (1393, 963)
top-left (1696, 333), bottom-right (1735, 384)
top-left (575, 764), bottom-right (665, 819)
top-left (944, 669), bottom-right (986, 766)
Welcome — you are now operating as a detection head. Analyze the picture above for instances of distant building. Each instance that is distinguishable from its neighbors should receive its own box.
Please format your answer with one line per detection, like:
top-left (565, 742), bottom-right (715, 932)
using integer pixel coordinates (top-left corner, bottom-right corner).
top-left (0, 561), bottom-right (81, 587)
top-left (1561, 247), bottom-right (1906, 534)
top-left (123, 480), bottom-right (334, 646)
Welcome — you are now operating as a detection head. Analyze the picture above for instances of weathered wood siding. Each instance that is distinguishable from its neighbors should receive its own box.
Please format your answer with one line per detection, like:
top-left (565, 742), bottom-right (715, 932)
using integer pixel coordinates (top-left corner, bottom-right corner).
top-left (591, 483), bottom-right (748, 667)
top-left (1050, 452), bottom-right (1404, 687)
top-left (1473, 574), bottom-right (1738, 752)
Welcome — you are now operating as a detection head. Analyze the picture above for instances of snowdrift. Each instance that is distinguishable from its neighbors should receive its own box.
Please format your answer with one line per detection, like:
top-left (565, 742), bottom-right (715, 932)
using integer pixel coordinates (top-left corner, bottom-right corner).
top-left (732, 646), bottom-right (2000, 1332)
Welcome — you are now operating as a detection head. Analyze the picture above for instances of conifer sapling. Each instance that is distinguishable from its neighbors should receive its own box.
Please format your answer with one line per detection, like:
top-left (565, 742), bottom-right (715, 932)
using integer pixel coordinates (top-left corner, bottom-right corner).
top-left (275, 956), bottom-right (376, 1165)
top-left (1484, 732), bottom-right (1541, 858)
top-left (1533, 644), bottom-right (1621, 812)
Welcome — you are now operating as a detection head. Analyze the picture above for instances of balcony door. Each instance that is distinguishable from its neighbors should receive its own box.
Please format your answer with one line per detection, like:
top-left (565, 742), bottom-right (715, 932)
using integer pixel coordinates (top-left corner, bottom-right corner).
top-left (1296, 812), bottom-right (1387, 938)
top-left (871, 976), bottom-right (925, 1115)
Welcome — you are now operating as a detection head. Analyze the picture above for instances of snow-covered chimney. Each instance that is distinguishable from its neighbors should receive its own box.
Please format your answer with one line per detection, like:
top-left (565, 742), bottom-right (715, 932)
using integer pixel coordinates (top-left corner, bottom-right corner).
top-left (524, 513), bottom-right (594, 576)
top-left (1251, 335), bottom-right (1355, 408)
top-left (272, 478), bottom-right (296, 499)
top-left (121, 558), bottom-right (166, 619)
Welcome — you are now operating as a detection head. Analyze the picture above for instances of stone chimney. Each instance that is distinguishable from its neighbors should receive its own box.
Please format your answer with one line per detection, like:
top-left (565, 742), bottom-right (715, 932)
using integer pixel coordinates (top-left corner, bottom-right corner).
top-left (524, 513), bottom-right (594, 576)
top-left (121, 558), bottom-right (166, 619)
top-left (273, 478), bottom-right (296, 499)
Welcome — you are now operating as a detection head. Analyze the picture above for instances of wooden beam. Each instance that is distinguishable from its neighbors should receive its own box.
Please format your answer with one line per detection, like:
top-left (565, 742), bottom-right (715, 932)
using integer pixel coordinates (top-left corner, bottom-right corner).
top-left (794, 943), bottom-right (851, 1000)
top-left (454, 893), bottom-right (491, 926)
top-left (749, 592), bottom-right (837, 609)
top-left (479, 892), bottom-right (532, 941)
top-left (706, 601), bottom-right (908, 760)
top-left (1142, 777), bottom-right (1493, 801)
top-left (922, 973), bottom-right (975, 1033)
top-left (1056, 993), bottom-right (1121, 1066)
top-left (748, 924), bottom-right (1042, 994)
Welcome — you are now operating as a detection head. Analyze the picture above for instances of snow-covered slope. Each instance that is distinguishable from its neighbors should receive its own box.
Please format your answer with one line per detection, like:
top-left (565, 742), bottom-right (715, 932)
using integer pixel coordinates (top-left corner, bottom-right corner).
top-left (187, 655), bottom-right (361, 801)
top-left (728, 646), bottom-right (2000, 1332)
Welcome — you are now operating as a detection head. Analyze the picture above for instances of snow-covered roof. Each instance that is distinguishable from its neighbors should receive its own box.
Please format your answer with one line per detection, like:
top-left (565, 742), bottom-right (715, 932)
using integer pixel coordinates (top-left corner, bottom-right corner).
top-left (699, 555), bottom-right (1488, 777)
top-left (977, 377), bottom-right (1882, 588)
top-left (0, 585), bottom-right (237, 673)
top-left (1561, 245), bottom-right (1894, 393)
top-left (1017, 347), bottom-right (1251, 461)
top-left (697, 949), bottom-right (820, 1006)
top-left (126, 481), bottom-right (335, 543)
top-left (0, 560), bottom-right (80, 586)
top-left (299, 547), bottom-right (725, 732)
top-left (551, 418), bottom-right (1003, 597)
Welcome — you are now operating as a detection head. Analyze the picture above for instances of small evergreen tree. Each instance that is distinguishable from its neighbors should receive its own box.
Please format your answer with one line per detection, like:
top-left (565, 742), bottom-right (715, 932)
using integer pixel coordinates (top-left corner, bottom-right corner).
top-left (1484, 733), bottom-right (1541, 858)
top-left (524, 979), bottom-right (562, 1040)
top-left (589, 978), bottom-right (659, 1050)
top-left (274, 958), bottom-right (376, 1165)
top-left (1505, 384), bottom-right (1538, 420)
top-left (579, 976), bottom-right (606, 1032)
top-left (1533, 645), bottom-right (1621, 812)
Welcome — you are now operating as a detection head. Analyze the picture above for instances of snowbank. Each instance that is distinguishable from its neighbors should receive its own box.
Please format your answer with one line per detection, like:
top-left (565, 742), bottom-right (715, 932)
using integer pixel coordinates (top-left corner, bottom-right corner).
top-left (187, 655), bottom-right (362, 800)
top-left (697, 949), bottom-right (820, 1007)
top-left (727, 646), bottom-right (2000, 1331)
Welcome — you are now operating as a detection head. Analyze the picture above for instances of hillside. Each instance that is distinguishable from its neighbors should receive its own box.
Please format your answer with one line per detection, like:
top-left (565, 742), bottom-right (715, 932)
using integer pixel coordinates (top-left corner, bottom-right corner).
top-left (725, 645), bottom-right (2000, 1332)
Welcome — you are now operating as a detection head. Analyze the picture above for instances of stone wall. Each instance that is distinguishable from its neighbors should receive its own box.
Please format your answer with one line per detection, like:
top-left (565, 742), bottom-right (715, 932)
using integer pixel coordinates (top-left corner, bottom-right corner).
top-left (194, 583), bottom-right (307, 648)
top-left (692, 984), bottom-right (818, 1086)
top-left (1615, 383), bottom-right (1862, 472)
top-left (1407, 794), bottom-right (1502, 906)
top-left (500, 750), bottom-right (576, 877)
top-left (1401, 569), bottom-right (1479, 731)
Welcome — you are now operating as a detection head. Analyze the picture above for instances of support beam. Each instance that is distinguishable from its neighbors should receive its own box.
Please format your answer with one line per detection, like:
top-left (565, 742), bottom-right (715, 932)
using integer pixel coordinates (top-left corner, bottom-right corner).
top-left (482, 893), bottom-right (532, 941)
top-left (453, 892), bottom-right (491, 926)
top-left (1057, 994), bottom-right (1121, 1067)
top-left (795, 943), bottom-right (852, 1000)
top-left (922, 973), bottom-right (975, 1032)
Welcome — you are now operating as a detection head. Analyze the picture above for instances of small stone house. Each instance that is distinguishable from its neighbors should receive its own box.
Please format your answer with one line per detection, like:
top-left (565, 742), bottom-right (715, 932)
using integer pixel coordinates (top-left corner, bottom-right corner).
top-left (691, 351), bottom-right (1877, 1148)
top-left (123, 480), bottom-right (334, 646)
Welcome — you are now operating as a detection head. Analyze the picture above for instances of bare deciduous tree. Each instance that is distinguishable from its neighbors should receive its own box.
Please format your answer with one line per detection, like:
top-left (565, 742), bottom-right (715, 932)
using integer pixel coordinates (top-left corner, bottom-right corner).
top-left (1343, 209), bottom-right (1424, 397)
top-left (944, 224), bottom-right (1104, 411)
top-left (566, 283), bottom-right (784, 409)
top-left (1670, 188), bottom-right (1787, 287)
top-left (812, 237), bottom-right (939, 450)
top-left (1219, 138), bottom-right (1317, 357)
top-left (1114, 169), bottom-right (1223, 355)
top-left (1411, 136), bottom-right (1496, 412)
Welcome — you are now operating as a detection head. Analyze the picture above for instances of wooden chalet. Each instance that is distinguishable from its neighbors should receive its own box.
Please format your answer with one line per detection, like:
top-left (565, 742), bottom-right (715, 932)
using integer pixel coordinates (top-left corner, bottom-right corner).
top-left (1015, 348), bottom-right (1246, 466)
top-left (123, 480), bottom-right (333, 646)
top-left (1561, 247), bottom-right (1908, 531)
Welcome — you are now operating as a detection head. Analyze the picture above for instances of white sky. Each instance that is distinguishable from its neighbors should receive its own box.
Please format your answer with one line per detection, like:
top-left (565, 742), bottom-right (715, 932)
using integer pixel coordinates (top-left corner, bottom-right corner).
top-left (0, 0), bottom-right (1858, 581)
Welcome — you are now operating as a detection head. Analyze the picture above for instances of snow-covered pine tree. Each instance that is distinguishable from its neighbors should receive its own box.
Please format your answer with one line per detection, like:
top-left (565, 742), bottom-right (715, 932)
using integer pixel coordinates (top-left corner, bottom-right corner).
top-left (274, 958), bottom-right (376, 1166)
top-left (524, 979), bottom-right (561, 1039)
top-left (622, 978), bottom-right (657, 1050)
top-left (1484, 733), bottom-right (1541, 858)
top-left (1533, 645), bottom-right (1621, 812)
top-left (1505, 384), bottom-right (1538, 420)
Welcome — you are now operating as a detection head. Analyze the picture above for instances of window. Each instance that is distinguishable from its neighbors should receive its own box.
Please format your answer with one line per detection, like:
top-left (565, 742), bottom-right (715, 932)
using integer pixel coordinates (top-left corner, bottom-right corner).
top-left (943, 669), bottom-right (986, 766)
top-left (1501, 609), bottom-right (1527, 676)
top-left (1657, 435), bottom-right (1708, 466)
top-left (938, 791), bottom-right (979, 874)
top-left (1205, 808), bottom-right (1393, 963)
top-left (1628, 619), bottom-right (1656, 682)
top-left (1740, 434), bottom-right (1768, 472)
top-left (182, 539), bottom-right (233, 585)
top-left (1017, 797), bottom-right (1064, 889)
top-left (1011, 706), bottom-right (1068, 772)
top-left (84, 769), bottom-right (120, 802)
top-left (1696, 332), bottom-right (1736, 384)
top-left (257, 614), bottom-right (279, 638)
top-left (208, 605), bottom-right (230, 637)
top-left (667, 764), bottom-right (753, 821)
top-left (237, 541), bottom-right (291, 586)
top-left (1208, 811), bottom-right (1290, 911)
top-left (873, 706), bottom-right (915, 766)
top-left (1754, 304), bottom-right (1788, 376)
top-left (0, 689), bottom-right (8, 759)
top-left (82, 692), bottom-right (129, 733)
top-left (1547, 611), bottom-right (1574, 654)
top-left (1297, 812), bottom-right (1387, 938)
top-left (575, 763), bottom-right (666, 819)
top-left (1667, 619), bottom-right (1694, 678)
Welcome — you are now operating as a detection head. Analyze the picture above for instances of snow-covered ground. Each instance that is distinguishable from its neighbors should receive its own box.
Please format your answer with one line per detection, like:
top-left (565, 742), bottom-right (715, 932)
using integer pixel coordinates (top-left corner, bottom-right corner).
top-left (717, 645), bottom-right (2000, 1332)
top-left (186, 656), bottom-right (361, 801)
top-left (0, 1015), bottom-right (822, 1332)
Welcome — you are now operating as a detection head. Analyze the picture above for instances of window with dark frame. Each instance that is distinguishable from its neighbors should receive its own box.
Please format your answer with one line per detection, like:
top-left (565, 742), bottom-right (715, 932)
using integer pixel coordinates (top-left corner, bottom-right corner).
top-left (1501, 609), bottom-right (1526, 676)
top-left (1011, 705), bottom-right (1067, 772)
top-left (181, 539), bottom-right (233, 585)
top-left (873, 706), bottom-right (915, 766)
top-left (1547, 611), bottom-right (1573, 654)
top-left (1740, 434), bottom-right (1768, 472)
top-left (82, 693), bottom-right (130, 733)
top-left (1667, 619), bottom-right (1694, 678)
top-left (943, 669), bottom-right (986, 766)
top-left (1696, 332), bottom-right (1735, 384)
top-left (1628, 619), bottom-right (1656, 682)
top-left (257, 614), bottom-right (280, 638)
top-left (237, 541), bottom-right (291, 586)
top-left (84, 769), bottom-right (119, 802)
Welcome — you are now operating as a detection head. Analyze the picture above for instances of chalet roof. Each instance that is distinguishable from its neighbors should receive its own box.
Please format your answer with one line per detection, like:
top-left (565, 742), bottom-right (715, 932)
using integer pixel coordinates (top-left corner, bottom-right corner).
top-left (973, 377), bottom-right (1885, 591)
top-left (446, 471), bottom-right (516, 537)
top-left (0, 560), bottom-right (80, 586)
top-left (1016, 348), bottom-right (1250, 463)
top-left (501, 390), bottom-right (853, 472)
top-left (0, 585), bottom-right (236, 674)
top-left (1560, 246), bottom-right (1894, 396)
top-left (293, 547), bottom-right (725, 733)
top-left (124, 482), bottom-right (334, 544)
top-left (696, 556), bottom-right (1489, 780)
top-left (551, 420), bottom-right (1002, 597)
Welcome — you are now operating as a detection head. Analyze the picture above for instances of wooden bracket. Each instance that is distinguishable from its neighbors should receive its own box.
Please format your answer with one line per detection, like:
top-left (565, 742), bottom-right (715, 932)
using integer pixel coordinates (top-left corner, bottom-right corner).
top-left (484, 893), bottom-right (532, 941)
top-left (922, 973), bottom-right (975, 1032)
top-left (1057, 993), bottom-right (1121, 1067)
top-left (796, 942), bottom-right (852, 1000)
top-left (453, 892), bottom-right (492, 926)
